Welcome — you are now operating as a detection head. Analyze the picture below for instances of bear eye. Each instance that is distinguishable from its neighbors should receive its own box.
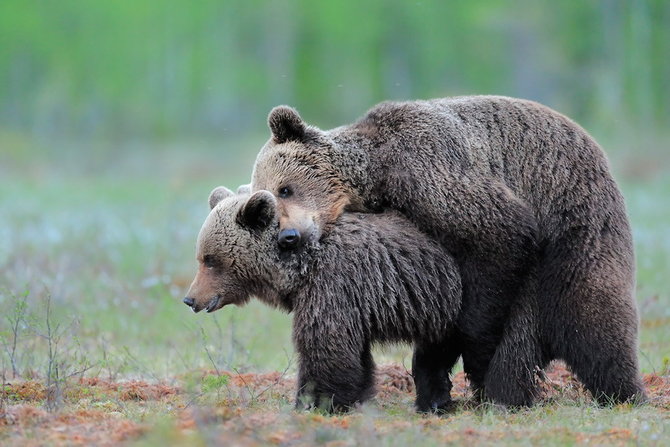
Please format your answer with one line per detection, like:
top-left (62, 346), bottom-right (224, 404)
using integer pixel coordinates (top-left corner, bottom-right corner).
top-left (278, 186), bottom-right (293, 198)
top-left (203, 255), bottom-right (220, 269)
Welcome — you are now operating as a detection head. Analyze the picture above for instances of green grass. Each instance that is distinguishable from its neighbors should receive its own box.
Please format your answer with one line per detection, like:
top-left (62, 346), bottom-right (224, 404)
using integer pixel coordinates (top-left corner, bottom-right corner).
top-left (622, 174), bottom-right (670, 375)
top-left (1, 134), bottom-right (668, 445)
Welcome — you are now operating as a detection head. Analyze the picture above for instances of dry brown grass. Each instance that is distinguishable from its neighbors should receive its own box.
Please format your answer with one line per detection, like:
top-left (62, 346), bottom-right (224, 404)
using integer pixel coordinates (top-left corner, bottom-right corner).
top-left (1, 362), bottom-right (668, 446)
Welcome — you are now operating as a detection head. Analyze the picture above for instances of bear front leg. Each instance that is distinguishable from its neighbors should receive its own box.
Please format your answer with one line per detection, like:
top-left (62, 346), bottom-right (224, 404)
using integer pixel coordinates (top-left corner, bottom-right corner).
top-left (457, 241), bottom-right (542, 407)
top-left (412, 338), bottom-right (461, 413)
top-left (293, 323), bottom-right (375, 413)
top-left (483, 269), bottom-right (544, 407)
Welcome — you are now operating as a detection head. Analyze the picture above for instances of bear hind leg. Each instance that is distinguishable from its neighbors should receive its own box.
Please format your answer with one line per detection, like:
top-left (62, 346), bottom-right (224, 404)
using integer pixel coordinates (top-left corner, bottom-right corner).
top-left (552, 314), bottom-right (646, 405)
top-left (541, 249), bottom-right (646, 405)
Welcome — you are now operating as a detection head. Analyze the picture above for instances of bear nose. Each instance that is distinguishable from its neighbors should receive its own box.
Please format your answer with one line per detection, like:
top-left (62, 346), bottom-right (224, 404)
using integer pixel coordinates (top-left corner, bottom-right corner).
top-left (278, 228), bottom-right (301, 249)
top-left (183, 297), bottom-right (195, 308)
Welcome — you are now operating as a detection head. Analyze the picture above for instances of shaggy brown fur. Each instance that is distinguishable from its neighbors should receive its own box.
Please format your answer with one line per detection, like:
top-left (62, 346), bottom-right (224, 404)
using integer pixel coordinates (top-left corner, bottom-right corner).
top-left (251, 95), bottom-right (646, 406)
top-left (184, 188), bottom-right (463, 412)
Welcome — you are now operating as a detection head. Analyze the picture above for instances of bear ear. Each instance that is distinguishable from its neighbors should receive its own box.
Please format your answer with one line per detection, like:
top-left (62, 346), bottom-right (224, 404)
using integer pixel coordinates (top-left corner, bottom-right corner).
top-left (208, 186), bottom-right (235, 210)
top-left (268, 106), bottom-right (306, 143)
top-left (237, 190), bottom-right (277, 231)
top-left (236, 183), bottom-right (251, 195)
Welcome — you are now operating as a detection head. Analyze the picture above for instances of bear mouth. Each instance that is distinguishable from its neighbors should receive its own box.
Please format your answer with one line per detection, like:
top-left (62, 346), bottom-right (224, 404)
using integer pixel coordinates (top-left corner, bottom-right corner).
top-left (205, 295), bottom-right (223, 313)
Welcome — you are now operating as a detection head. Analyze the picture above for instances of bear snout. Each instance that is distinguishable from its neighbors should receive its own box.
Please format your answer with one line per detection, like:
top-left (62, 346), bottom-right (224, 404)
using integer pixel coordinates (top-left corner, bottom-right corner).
top-left (182, 295), bottom-right (211, 313)
top-left (182, 296), bottom-right (199, 312)
top-left (278, 228), bottom-right (302, 249)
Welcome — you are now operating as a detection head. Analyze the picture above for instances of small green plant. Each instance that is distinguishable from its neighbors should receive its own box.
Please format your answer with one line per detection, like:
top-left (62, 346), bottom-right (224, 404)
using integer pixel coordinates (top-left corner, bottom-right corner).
top-left (201, 374), bottom-right (229, 393)
top-left (36, 293), bottom-right (94, 412)
top-left (1, 290), bottom-right (31, 378)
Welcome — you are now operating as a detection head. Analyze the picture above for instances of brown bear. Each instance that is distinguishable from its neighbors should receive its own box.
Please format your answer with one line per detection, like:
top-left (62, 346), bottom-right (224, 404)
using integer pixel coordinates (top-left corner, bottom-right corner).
top-left (183, 187), bottom-right (463, 412)
top-left (250, 95), bottom-right (646, 406)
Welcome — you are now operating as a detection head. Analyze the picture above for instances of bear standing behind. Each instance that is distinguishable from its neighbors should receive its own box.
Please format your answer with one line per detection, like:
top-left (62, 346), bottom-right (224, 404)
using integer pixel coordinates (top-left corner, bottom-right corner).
top-left (184, 187), bottom-right (463, 412)
top-left (251, 96), bottom-right (646, 406)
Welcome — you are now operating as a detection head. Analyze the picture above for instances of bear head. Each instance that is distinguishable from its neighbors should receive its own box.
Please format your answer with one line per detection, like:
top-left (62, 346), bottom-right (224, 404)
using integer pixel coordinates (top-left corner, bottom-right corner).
top-left (251, 106), bottom-right (361, 250)
top-left (183, 186), bottom-right (305, 314)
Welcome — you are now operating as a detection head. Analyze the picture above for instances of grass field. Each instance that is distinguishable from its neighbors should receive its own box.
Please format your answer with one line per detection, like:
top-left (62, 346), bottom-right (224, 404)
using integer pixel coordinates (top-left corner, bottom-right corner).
top-left (1, 132), bottom-right (669, 445)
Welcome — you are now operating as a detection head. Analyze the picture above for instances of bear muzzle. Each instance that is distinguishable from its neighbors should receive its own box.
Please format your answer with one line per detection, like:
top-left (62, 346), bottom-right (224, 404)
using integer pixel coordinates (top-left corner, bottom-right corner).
top-left (278, 228), bottom-right (302, 249)
top-left (182, 295), bottom-right (221, 313)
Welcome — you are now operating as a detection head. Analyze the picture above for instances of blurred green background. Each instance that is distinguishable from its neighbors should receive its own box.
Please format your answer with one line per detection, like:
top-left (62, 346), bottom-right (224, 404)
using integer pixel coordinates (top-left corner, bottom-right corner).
top-left (1, 0), bottom-right (669, 138)
top-left (0, 1), bottom-right (668, 379)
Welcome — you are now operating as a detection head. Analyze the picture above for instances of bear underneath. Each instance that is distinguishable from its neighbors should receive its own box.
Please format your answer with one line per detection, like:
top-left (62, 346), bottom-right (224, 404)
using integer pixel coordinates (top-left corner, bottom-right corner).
top-left (185, 187), bottom-right (463, 412)
top-left (251, 96), bottom-right (646, 406)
